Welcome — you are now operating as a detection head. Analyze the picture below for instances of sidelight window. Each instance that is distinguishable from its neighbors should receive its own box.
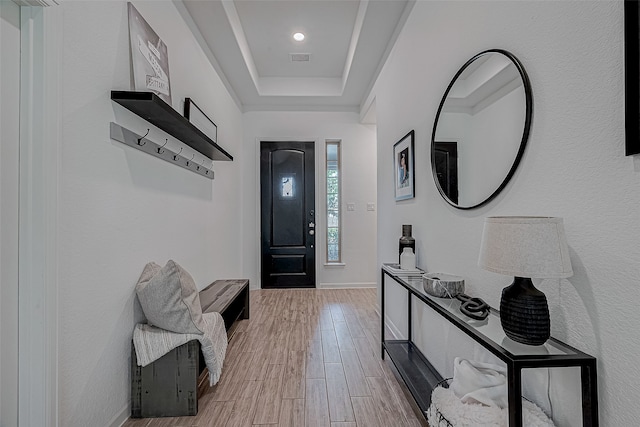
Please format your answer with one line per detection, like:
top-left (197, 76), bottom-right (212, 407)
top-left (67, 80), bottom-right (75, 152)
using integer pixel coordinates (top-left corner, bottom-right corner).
top-left (326, 141), bottom-right (341, 263)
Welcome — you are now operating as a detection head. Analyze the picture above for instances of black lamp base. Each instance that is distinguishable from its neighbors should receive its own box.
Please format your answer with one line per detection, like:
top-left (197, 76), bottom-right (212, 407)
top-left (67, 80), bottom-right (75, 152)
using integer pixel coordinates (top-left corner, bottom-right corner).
top-left (500, 277), bottom-right (550, 346)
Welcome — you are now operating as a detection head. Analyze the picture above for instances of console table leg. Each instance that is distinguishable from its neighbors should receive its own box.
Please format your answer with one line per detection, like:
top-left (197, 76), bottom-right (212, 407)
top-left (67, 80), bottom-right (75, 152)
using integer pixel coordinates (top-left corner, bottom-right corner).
top-left (408, 293), bottom-right (412, 341)
top-left (508, 366), bottom-right (523, 427)
top-left (381, 269), bottom-right (385, 359)
top-left (581, 361), bottom-right (599, 427)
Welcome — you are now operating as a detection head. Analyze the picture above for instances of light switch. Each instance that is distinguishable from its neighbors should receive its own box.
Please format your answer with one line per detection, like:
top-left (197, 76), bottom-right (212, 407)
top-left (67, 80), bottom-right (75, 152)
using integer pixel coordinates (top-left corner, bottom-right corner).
top-left (367, 203), bottom-right (375, 211)
top-left (347, 203), bottom-right (356, 211)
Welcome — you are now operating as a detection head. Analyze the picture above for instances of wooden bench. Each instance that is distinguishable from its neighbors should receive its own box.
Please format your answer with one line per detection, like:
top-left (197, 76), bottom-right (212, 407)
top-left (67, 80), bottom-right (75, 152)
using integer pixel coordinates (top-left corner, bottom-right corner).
top-left (199, 279), bottom-right (250, 330)
top-left (131, 279), bottom-right (249, 418)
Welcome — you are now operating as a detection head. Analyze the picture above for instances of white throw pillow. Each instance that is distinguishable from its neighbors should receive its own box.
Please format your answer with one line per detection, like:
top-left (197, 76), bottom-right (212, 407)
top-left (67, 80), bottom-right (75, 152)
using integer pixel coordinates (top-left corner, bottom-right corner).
top-left (135, 260), bottom-right (205, 335)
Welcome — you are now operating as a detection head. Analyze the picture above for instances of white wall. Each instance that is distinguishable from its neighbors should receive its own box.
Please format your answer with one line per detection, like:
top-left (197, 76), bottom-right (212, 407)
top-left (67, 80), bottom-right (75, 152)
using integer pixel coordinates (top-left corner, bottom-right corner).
top-left (374, 1), bottom-right (639, 426)
top-left (463, 86), bottom-right (525, 205)
top-left (57, 2), bottom-right (243, 425)
top-left (436, 85), bottom-right (525, 206)
top-left (0, 2), bottom-right (20, 425)
top-left (242, 111), bottom-right (377, 289)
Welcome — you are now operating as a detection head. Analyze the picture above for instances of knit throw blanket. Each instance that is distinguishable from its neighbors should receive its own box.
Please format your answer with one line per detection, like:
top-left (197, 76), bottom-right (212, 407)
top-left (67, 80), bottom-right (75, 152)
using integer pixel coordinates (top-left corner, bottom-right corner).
top-left (427, 387), bottom-right (555, 427)
top-left (133, 312), bottom-right (227, 386)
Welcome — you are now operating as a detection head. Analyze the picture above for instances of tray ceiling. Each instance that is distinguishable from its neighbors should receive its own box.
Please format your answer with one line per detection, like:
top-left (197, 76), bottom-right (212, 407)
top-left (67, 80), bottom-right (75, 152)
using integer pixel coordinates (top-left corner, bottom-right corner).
top-left (178, 0), bottom-right (413, 113)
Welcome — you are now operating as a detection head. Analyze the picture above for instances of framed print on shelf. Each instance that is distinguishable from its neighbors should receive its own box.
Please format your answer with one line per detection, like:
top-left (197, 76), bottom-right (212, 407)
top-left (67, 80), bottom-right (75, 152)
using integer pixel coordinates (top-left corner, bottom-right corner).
top-left (128, 3), bottom-right (172, 105)
top-left (184, 98), bottom-right (218, 144)
top-left (625, 0), bottom-right (640, 155)
top-left (394, 130), bottom-right (415, 201)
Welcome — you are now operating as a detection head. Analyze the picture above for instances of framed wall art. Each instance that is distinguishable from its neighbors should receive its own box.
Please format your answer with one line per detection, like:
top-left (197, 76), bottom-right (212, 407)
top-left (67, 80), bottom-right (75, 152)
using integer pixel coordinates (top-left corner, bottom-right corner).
top-left (128, 3), bottom-right (172, 105)
top-left (625, 0), bottom-right (640, 155)
top-left (394, 130), bottom-right (415, 201)
top-left (184, 98), bottom-right (218, 144)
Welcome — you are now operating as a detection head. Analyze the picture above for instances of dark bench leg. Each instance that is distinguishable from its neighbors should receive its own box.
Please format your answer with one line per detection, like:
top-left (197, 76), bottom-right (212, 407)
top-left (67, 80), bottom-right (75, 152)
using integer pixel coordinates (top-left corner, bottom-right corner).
top-left (242, 285), bottom-right (250, 319)
top-left (131, 340), bottom-right (199, 418)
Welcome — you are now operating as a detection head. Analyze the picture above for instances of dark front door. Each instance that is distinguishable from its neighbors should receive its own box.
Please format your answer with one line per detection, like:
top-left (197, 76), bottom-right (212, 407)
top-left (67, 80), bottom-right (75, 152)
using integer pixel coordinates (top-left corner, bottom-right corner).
top-left (434, 141), bottom-right (459, 204)
top-left (260, 141), bottom-right (315, 288)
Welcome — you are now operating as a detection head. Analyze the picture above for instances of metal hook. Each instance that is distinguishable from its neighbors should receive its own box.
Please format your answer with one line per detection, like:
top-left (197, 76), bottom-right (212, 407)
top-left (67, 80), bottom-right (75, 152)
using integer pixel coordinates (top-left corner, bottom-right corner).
top-left (197, 159), bottom-right (205, 171)
top-left (157, 139), bottom-right (169, 154)
top-left (186, 154), bottom-right (195, 167)
top-left (138, 129), bottom-right (150, 146)
top-left (173, 147), bottom-right (183, 161)
top-left (205, 161), bottom-right (214, 175)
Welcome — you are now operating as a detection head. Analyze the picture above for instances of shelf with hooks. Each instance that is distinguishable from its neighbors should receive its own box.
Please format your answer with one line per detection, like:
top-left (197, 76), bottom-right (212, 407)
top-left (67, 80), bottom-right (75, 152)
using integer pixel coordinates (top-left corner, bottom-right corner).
top-left (109, 122), bottom-right (214, 179)
top-left (111, 91), bottom-right (232, 161)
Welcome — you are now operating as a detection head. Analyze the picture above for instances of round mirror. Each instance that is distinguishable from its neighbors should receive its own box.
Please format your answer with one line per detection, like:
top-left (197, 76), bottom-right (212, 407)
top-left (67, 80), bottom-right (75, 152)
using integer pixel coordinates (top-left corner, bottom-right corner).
top-left (431, 49), bottom-right (532, 209)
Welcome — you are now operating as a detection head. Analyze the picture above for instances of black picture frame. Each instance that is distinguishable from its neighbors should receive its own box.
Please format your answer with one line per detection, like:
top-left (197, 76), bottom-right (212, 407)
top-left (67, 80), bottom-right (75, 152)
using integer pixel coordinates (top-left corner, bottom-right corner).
top-left (393, 130), bottom-right (415, 201)
top-left (184, 98), bottom-right (217, 144)
top-left (625, 0), bottom-right (640, 156)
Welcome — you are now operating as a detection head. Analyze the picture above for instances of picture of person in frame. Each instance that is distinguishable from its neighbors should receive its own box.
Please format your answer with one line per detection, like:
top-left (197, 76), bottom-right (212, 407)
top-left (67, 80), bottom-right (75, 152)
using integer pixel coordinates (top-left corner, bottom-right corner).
top-left (398, 148), bottom-right (409, 188)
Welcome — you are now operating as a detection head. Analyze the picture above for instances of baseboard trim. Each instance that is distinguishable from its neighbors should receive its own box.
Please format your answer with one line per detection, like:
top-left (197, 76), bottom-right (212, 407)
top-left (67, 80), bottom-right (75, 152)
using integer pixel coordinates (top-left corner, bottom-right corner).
top-left (108, 404), bottom-right (129, 427)
top-left (384, 314), bottom-right (404, 340)
top-left (317, 282), bottom-right (376, 289)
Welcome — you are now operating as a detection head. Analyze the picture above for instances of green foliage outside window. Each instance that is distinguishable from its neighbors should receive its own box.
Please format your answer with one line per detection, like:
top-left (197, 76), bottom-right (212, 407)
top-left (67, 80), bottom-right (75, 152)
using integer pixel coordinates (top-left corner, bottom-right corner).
top-left (326, 142), bottom-right (341, 262)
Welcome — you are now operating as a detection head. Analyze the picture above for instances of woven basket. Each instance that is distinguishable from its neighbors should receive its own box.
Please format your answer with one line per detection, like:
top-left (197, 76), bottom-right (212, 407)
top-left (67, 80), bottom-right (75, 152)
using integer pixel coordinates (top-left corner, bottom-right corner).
top-left (426, 379), bottom-right (555, 427)
top-left (426, 379), bottom-right (454, 427)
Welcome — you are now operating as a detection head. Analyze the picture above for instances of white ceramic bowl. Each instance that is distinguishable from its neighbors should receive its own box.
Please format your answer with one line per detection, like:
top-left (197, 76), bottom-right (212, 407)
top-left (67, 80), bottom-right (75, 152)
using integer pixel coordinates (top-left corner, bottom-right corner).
top-left (422, 273), bottom-right (465, 298)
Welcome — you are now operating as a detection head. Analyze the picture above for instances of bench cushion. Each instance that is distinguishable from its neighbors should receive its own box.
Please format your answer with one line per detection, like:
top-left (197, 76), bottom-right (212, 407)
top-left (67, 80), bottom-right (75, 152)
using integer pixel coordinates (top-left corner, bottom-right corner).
top-left (136, 260), bottom-right (205, 334)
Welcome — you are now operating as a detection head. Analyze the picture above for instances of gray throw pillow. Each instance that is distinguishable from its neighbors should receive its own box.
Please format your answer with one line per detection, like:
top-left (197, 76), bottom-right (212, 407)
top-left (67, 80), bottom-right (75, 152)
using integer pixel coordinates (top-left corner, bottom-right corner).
top-left (135, 260), bottom-right (205, 335)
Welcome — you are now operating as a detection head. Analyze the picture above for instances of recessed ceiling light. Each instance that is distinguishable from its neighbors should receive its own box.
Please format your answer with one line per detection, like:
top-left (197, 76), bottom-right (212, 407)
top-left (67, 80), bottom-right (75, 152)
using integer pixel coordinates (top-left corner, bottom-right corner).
top-left (293, 32), bottom-right (305, 42)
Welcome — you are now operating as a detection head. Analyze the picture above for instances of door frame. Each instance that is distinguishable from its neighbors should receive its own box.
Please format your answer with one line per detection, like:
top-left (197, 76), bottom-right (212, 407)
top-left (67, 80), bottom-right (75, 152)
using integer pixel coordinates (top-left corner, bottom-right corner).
top-left (254, 137), bottom-right (321, 289)
top-left (17, 5), bottom-right (61, 426)
top-left (1, 2), bottom-right (22, 424)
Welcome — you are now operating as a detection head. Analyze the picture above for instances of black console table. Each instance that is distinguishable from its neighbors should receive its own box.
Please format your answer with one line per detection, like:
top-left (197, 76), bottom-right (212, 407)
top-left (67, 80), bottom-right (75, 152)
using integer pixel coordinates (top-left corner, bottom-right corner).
top-left (381, 264), bottom-right (598, 427)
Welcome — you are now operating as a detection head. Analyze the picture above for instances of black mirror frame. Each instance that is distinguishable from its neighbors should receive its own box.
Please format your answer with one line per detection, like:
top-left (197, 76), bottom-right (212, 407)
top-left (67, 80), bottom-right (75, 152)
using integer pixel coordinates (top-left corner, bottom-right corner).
top-left (430, 49), bottom-right (533, 210)
top-left (625, 0), bottom-right (640, 156)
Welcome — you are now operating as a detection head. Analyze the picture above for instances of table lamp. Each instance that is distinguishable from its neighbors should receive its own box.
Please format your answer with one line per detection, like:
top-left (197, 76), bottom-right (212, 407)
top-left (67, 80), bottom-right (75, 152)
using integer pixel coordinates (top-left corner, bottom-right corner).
top-left (478, 216), bottom-right (573, 345)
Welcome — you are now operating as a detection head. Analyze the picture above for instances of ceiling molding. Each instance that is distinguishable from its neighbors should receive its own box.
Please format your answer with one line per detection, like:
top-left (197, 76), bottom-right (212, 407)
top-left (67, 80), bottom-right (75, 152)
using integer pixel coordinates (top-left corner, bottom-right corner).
top-left (258, 77), bottom-right (343, 97)
top-left (12, 0), bottom-right (59, 6)
top-left (181, 0), bottom-right (412, 114)
top-left (221, 0), bottom-right (371, 98)
top-left (221, 0), bottom-right (262, 93)
top-left (341, 0), bottom-right (368, 93)
top-left (359, 0), bottom-right (416, 115)
top-left (243, 103), bottom-right (359, 113)
top-left (173, 0), bottom-right (244, 111)
top-left (360, 96), bottom-right (376, 124)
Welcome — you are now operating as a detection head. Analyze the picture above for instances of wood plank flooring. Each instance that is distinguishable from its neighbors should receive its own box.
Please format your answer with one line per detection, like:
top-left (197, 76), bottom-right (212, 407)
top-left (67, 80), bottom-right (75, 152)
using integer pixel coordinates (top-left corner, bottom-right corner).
top-left (123, 288), bottom-right (426, 427)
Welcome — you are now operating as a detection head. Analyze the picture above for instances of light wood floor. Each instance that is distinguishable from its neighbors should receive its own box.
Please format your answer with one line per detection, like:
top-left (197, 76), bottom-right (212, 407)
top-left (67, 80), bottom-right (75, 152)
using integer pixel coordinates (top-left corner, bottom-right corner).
top-left (124, 288), bottom-right (426, 427)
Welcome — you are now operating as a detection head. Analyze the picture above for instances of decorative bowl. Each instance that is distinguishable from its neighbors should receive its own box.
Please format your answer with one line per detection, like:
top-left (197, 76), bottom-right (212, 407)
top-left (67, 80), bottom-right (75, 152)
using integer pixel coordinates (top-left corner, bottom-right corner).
top-left (422, 273), bottom-right (465, 298)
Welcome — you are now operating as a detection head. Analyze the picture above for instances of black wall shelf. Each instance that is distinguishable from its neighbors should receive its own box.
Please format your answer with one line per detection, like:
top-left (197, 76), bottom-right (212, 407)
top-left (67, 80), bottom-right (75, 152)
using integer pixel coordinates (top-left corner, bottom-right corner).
top-left (111, 91), bottom-right (233, 161)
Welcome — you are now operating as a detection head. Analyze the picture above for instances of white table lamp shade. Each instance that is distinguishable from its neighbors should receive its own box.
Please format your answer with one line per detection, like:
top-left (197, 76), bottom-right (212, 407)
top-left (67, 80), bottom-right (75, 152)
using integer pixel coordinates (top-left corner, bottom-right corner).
top-left (478, 216), bottom-right (573, 279)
